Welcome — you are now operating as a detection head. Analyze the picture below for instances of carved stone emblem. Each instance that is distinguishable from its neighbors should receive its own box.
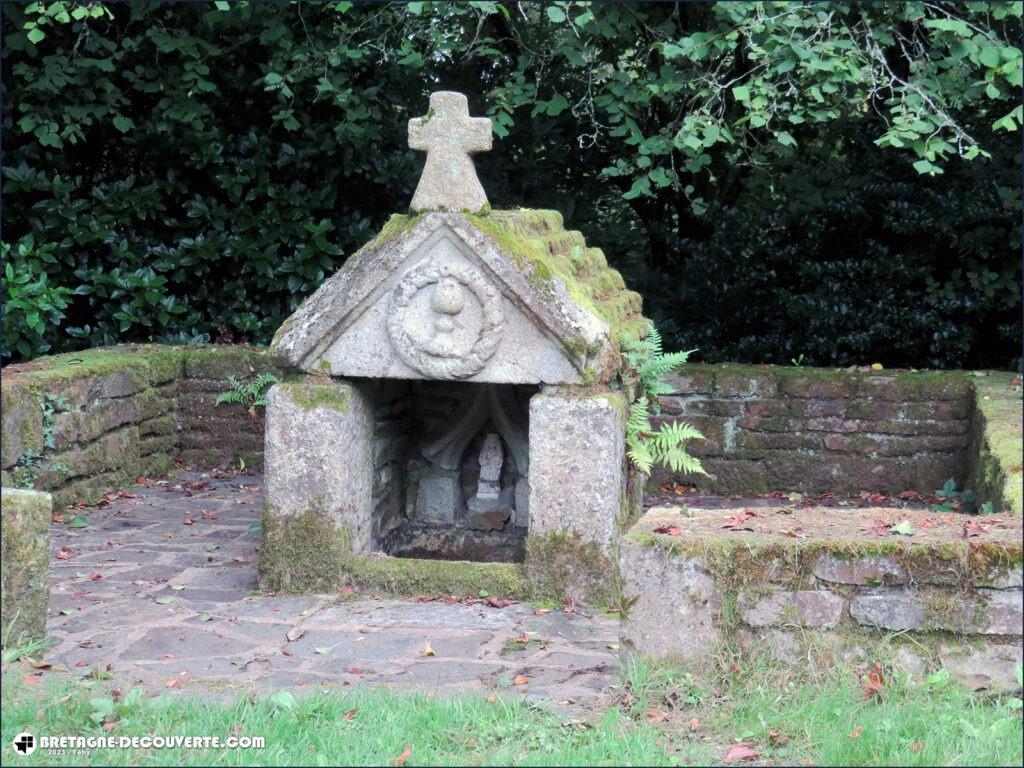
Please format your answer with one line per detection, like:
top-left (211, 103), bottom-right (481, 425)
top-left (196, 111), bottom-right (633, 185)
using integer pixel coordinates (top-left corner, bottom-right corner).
top-left (387, 261), bottom-right (504, 378)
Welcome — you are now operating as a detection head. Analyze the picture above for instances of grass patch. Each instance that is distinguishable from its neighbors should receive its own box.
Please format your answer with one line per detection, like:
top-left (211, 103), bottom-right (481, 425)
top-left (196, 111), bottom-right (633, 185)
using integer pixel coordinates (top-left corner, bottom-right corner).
top-left (0, 675), bottom-right (681, 767)
top-left (620, 654), bottom-right (1024, 766)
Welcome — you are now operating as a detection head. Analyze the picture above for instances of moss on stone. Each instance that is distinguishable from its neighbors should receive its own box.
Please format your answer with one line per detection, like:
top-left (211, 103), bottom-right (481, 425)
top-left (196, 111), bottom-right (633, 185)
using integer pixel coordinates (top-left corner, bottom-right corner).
top-left (968, 373), bottom-right (1023, 516)
top-left (624, 521), bottom-right (1021, 593)
top-left (463, 211), bottom-right (649, 348)
top-left (258, 501), bottom-right (352, 593)
top-left (348, 556), bottom-right (526, 598)
top-left (282, 379), bottom-right (350, 412)
top-left (524, 530), bottom-right (618, 607)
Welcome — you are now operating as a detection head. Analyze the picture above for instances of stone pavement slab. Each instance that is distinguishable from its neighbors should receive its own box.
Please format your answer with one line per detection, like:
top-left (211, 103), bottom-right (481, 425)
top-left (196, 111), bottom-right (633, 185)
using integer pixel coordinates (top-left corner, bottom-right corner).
top-left (43, 471), bottom-right (620, 709)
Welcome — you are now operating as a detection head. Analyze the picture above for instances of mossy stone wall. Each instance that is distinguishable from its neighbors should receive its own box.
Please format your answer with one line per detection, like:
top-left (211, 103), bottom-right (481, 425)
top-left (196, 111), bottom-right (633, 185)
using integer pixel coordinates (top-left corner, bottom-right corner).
top-left (1, 345), bottom-right (279, 508)
top-left (655, 362), bottom-right (986, 497)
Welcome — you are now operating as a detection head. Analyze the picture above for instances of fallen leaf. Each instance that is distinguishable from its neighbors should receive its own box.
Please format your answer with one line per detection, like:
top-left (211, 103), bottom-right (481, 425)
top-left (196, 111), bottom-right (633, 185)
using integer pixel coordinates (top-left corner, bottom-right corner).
top-left (513, 673), bottom-right (529, 686)
top-left (485, 596), bottom-right (515, 608)
top-left (232, 556), bottom-right (246, 564)
top-left (646, 708), bottom-right (668, 724)
top-left (68, 515), bottom-right (88, 528)
top-left (391, 747), bottom-right (412, 767)
top-left (653, 524), bottom-right (682, 536)
top-left (423, 642), bottom-right (436, 657)
top-left (28, 659), bottom-right (51, 670)
top-left (170, 585), bottom-right (186, 591)
top-left (848, 726), bottom-right (863, 739)
top-left (345, 667), bottom-right (364, 675)
top-left (962, 521), bottom-right (989, 538)
top-left (56, 549), bottom-right (71, 560)
top-left (183, 519), bottom-right (194, 526)
top-left (861, 663), bottom-right (885, 701)
top-left (723, 743), bottom-right (760, 763)
top-left (102, 721), bottom-right (117, 732)
top-left (722, 510), bottom-right (757, 530)
top-left (889, 520), bottom-right (914, 536)
top-left (343, 708), bottom-right (357, 720)
top-left (154, 597), bottom-right (174, 605)
top-left (22, 674), bottom-right (40, 686)
top-left (314, 647), bottom-right (332, 655)
top-left (897, 490), bottom-right (918, 500)
top-left (860, 518), bottom-right (891, 537)
top-left (689, 717), bottom-right (700, 732)
top-left (909, 742), bottom-right (924, 753)
top-left (871, 363), bottom-right (884, 371)
top-left (165, 677), bottom-right (184, 688)
top-left (533, 609), bottom-right (550, 616)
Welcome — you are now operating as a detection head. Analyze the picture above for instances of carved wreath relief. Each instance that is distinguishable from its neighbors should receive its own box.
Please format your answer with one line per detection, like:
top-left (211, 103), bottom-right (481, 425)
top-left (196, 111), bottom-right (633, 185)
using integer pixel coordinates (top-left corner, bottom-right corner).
top-left (387, 260), bottom-right (504, 378)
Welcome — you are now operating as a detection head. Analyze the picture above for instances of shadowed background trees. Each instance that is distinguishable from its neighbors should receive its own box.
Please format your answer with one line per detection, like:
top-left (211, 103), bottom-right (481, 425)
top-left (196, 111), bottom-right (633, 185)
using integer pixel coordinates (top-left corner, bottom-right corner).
top-left (2, 1), bottom-right (1020, 368)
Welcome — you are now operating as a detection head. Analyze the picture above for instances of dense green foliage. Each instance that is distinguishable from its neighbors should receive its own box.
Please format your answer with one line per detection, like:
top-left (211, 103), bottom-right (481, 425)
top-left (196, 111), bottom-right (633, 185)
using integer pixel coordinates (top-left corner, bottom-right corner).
top-left (2, 1), bottom-right (1020, 367)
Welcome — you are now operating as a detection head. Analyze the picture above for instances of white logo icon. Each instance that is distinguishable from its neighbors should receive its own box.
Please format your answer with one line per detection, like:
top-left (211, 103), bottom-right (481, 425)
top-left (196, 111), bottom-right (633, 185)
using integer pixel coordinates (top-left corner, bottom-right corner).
top-left (13, 732), bottom-right (36, 755)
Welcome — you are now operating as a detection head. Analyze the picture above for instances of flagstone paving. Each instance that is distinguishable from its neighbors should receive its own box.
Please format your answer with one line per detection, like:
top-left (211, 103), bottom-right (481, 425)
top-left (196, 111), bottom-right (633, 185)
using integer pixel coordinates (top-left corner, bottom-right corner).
top-left (44, 471), bottom-right (619, 707)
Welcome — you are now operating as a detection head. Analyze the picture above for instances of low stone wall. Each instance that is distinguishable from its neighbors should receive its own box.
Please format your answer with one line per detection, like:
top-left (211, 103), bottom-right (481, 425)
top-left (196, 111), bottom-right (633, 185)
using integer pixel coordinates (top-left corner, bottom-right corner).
top-left (1, 345), bottom-right (277, 508)
top-left (621, 507), bottom-right (1023, 687)
top-left (656, 363), bottom-right (977, 495)
top-left (1, 488), bottom-right (51, 644)
top-left (967, 372), bottom-right (1023, 517)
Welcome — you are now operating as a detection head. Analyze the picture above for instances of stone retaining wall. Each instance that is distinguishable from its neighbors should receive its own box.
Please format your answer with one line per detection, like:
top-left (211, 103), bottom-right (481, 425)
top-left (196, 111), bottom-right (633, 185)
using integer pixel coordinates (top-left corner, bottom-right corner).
top-left (621, 510), bottom-right (1024, 687)
top-left (1, 345), bottom-right (277, 508)
top-left (656, 363), bottom-right (977, 494)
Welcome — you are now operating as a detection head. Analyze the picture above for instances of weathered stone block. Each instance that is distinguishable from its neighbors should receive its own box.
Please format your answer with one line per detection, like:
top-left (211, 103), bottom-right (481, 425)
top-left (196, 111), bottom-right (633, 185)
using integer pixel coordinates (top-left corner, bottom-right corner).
top-left (1, 488), bottom-right (51, 644)
top-left (414, 471), bottom-right (461, 525)
top-left (738, 589), bottom-right (844, 628)
top-left (743, 399), bottom-right (790, 418)
top-left (716, 370), bottom-right (777, 398)
top-left (850, 593), bottom-right (925, 631)
top-left (619, 544), bottom-right (721, 660)
top-left (183, 346), bottom-right (274, 381)
top-left (779, 376), bottom-right (847, 399)
top-left (978, 589), bottom-right (1023, 635)
top-left (528, 392), bottom-right (625, 550)
top-left (663, 369), bottom-right (714, 395)
top-left (813, 554), bottom-right (907, 586)
top-left (77, 397), bottom-right (139, 444)
top-left (735, 429), bottom-right (822, 454)
top-left (1, 384), bottom-right (42, 469)
top-left (89, 371), bottom-right (138, 400)
top-left (261, 380), bottom-right (374, 590)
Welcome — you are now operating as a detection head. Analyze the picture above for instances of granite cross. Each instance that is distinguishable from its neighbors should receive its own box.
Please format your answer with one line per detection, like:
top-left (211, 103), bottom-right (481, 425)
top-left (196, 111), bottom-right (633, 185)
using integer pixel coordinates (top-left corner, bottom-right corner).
top-left (408, 91), bottom-right (492, 213)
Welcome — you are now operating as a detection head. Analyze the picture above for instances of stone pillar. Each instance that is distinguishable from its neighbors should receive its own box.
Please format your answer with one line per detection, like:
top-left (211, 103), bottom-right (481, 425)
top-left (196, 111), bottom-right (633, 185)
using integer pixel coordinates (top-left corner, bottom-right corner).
top-left (526, 391), bottom-right (627, 605)
top-left (1, 488), bottom-right (52, 644)
top-left (260, 379), bottom-right (373, 592)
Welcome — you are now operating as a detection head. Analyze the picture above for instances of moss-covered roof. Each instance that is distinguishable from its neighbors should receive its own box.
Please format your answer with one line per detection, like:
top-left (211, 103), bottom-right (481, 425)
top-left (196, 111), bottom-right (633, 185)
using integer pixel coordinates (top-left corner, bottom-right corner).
top-left (270, 209), bottom-right (647, 384)
top-left (463, 209), bottom-right (648, 347)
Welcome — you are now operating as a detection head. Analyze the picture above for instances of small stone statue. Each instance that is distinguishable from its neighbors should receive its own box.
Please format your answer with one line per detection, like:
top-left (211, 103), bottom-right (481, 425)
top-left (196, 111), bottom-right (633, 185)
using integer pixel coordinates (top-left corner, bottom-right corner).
top-left (467, 432), bottom-right (513, 530)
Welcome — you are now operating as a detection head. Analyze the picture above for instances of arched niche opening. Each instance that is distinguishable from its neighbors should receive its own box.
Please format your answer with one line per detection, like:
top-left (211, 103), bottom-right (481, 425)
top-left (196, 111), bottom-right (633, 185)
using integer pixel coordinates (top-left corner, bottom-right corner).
top-left (364, 379), bottom-right (536, 563)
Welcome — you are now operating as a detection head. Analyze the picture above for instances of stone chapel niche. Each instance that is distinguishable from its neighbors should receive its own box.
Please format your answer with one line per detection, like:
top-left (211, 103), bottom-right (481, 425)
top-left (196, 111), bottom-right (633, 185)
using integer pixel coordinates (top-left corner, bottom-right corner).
top-left (369, 380), bottom-right (535, 563)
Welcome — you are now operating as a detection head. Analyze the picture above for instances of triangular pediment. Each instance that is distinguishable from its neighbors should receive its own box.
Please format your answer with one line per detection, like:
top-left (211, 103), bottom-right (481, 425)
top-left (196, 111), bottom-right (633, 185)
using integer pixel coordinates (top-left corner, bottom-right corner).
top-left (271, 211), bottom-right (640, 385)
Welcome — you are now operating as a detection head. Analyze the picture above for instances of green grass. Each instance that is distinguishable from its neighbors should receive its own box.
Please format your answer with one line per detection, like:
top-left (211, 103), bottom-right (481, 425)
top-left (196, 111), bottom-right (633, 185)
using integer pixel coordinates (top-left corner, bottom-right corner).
top-left (0, 675), bottom-right (688, 766)
top-left (620, 654), bottom-right (1024, 767)
top-left (2, 653), bottom-right (1020, 766)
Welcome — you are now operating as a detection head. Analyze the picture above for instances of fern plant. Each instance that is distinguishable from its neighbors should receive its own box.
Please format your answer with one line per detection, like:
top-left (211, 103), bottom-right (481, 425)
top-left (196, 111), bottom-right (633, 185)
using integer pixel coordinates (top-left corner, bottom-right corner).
top-left (621, 323), bottom-right (705, 476)
top-left (215, 373), bottom-right (279, 419)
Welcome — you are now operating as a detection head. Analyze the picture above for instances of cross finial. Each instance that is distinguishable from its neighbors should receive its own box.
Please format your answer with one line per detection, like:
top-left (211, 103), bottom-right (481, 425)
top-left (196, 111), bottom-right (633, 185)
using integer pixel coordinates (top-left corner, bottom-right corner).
top-left (408, 91), bottom-right (492, 213)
